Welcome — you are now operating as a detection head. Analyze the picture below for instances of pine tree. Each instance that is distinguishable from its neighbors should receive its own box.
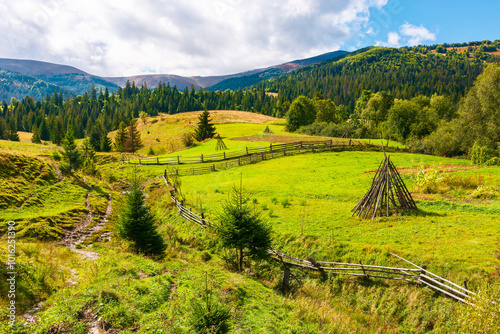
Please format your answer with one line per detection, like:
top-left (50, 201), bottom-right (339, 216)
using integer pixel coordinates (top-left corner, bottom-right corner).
top-left (31, 126), bottom-right (41, 144)
top-left (117, 171), bottom-right (166, 257)
top-left (61, 127), bottom-right (81, 173)
top-left (125, 119), bottom-right (143, 153)
top-left (100, 131), bottom-right (112, 152)
top-left (7, 119), bottom-right (19, 141)
top-left (51, 119), bottom-right (64, 145)
top-left (217, 179), bottom-right (272, 271)
top-left (195, 110), bottom-right (216, 141)
top-left (81, 138), bottom-right (97, 175)
top-left (114, 121), bottom-right (128, 152)
top-left (39, 119), bottom-right (50, 141)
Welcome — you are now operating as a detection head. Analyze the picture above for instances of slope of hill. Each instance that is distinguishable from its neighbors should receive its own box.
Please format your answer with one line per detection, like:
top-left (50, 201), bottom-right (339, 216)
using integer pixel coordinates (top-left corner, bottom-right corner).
top-left (0, 68), bottom-right (65, 101)
top-left (206, 50), bottom-right (349, 91)
top-left (253, 46), bottom-right (497, 111)
top-left (0, 58), bottom-right (119, 97)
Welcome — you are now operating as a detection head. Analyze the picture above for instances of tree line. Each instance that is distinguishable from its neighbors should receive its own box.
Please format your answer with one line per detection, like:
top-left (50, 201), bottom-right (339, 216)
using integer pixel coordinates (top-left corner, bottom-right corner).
top-left (254, 46), bottom-right (495, 113)
top-left (0, 81), bottom-right (277, 150)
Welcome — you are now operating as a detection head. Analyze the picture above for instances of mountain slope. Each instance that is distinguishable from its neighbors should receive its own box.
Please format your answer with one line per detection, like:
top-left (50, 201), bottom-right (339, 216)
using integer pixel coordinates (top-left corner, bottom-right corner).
top-left (0, 58), bottom-right (119, 96)
top-left (207, 50), bottom-right (349, 91)
top-left (0, 68), bottom-right (65, 101)
top-left (253, 46), bottom-right (495, 111)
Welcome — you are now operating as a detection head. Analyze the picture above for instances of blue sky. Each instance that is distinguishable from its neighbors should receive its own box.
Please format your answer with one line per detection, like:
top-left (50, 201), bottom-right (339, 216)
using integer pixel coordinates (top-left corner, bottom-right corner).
top-left (0, 0), bottom-right (497, 77)
top-left (356, 0), bottom-right (499, 50)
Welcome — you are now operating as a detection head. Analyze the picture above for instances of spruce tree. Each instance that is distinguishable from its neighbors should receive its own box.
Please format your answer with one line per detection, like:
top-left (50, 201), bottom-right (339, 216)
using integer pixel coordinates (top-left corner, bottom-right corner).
top-left (51, 119), bottom-right (64, 145)
top-left (7, 119), bottom-right (19, 141)
top-left (125, 119), bottom-right (143, 153)
top-left (100, 131), bottom-right (112, 152)
top-left (31, 126), bottom-right (41, 144)
top-left (195, 110), bottom-right (216, 141)
top-left (39, 119), bottom-right (50, 141)
top-left (61, 127), bottom-right (81, 172)
top-left (117, 171), bottom-right (166, 257)
top-left (81, 138), bottom-right (97, 175)
top-left (114, 121), bottom-right (128, 152)
top-left (217, 179), bottom-right (272, 271)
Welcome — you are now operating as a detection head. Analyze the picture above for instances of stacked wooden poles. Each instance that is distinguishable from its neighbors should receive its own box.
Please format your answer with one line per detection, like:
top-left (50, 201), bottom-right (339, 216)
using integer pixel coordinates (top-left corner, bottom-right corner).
top-left (215, 133), bottom-right (228, 151)
top-left (352, 156), bottom-right (417, 219)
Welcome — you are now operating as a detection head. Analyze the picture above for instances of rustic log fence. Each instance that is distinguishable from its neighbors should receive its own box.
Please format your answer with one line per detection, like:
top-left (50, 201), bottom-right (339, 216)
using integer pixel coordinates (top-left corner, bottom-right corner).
top-left (161, 170), bottom-right (476, 305)
top-left (129, 139), bottom-right (373, 166)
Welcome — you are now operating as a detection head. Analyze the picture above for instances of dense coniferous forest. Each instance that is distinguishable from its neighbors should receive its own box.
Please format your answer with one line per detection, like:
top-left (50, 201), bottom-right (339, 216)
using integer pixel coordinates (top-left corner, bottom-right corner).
top-left (0, 81), bottom-right (276, 146)
top-left (254, 46), bottom-right (498, 113)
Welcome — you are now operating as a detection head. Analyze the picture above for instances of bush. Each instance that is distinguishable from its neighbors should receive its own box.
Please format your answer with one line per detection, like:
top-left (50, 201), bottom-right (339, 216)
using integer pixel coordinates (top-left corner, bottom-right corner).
top-left (471, 141), bottom-right (497, 165)
top-left (182, 132), bottom-right (196, 148)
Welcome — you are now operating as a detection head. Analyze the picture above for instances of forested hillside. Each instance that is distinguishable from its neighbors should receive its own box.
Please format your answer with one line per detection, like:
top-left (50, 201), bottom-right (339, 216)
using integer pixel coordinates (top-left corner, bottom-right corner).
top-left (254, 46), bottom-right (498, 112)
top-left (0, 69), bottom-right (65, 102)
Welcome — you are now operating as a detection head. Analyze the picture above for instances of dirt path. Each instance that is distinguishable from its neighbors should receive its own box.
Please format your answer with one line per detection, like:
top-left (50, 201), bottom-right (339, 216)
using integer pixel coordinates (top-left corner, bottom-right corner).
top-left (60, 178), bottom-right (112, 260)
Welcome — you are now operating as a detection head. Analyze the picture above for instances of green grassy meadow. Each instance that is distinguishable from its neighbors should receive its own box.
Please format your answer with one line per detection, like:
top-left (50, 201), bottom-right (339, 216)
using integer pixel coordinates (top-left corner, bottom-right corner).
top-left (1, 110), bottom-right (500, 333)
top-left (176, 151), bottom-right (500, 277)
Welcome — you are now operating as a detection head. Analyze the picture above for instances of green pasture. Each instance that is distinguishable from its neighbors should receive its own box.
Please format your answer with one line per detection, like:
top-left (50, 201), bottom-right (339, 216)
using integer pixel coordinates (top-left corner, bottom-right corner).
top-left (171, 150), bottom-right (500, 277)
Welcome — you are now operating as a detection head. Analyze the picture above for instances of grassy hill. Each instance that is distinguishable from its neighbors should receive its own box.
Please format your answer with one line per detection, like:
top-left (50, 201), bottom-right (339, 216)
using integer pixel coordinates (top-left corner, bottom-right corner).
top-left (1, 110), bottom-right (499, 333)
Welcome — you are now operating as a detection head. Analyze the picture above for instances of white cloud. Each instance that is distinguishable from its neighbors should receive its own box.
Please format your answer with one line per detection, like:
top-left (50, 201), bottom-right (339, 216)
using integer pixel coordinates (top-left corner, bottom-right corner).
top-left (0, 0), bottom-right (390, 77)
top-left (400, 22), bottom-right (436, 46)
top-left (375, 31), bottom-right (400, 47)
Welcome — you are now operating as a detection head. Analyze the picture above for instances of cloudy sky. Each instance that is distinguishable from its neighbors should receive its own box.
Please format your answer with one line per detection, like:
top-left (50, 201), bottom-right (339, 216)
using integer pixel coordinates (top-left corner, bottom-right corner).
top-left (1, 0), bottom-right (498, 77)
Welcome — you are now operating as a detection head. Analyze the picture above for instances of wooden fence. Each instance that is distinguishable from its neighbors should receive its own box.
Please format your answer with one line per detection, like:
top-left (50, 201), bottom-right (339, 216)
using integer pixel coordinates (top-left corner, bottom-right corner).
top-left (162, 171), bottom-right (476, 305)
top-left (128, 139), bottom-right (368, 166)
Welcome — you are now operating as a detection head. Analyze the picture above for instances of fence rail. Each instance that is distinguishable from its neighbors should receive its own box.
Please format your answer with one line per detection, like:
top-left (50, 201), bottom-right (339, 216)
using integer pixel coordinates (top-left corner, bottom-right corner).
top-left (161, 171), bottom-right (475, 305)
top-left (129, 139), bottom-right (370, 166)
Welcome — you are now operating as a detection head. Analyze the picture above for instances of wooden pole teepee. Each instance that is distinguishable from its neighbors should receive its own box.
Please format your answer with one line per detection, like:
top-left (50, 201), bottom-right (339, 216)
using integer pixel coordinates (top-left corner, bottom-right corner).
top-left (263, 125), bottom-right (273, 134)
top-left (215, 134), bottom-right (228, 151)
top-left (352, 156), bottom-right (417, 219)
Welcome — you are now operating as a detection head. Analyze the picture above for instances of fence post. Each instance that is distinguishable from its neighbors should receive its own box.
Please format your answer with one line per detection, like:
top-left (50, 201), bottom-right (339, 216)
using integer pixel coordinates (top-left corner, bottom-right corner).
top-left (223, 151), bottom-right (226, 160)
top-left (177, 156), bottom-right (180, 164)
top-left (283, 266), bottom-right (291, 294)
top-left (349, 139), bottom-right (352, 146)
top-left (463, 280), bottom-right (468, 295)
top-left (238, 158), bottom-right (241, 166)
top-left (246, 147), bottom-right (249, 155)
top-left (419, 264), bottom-right (427, 283)
top-left (270, 143), bottom-right (272, 152)
top-left (139, 159), bottom-right (141, 165)
top-left (211, 165), bottom-right (215, 172)
top-left (157, 157), bottom-right (159, 164)
top-left (201, 154), bottom-right (204, 163)
top-left (360, 261), bottom-right (367, 277)
top-left (307, 256), bottom-right (326, 278)
top-left (164, 169), bottom-right (167, 179)
top-left (330, 139), bottom-right (332, 148)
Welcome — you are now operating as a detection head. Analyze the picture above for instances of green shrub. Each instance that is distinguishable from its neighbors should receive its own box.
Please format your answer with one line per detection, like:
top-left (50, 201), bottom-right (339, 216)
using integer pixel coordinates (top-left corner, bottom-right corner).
top-left (281, 198), bottom-right (290, 208)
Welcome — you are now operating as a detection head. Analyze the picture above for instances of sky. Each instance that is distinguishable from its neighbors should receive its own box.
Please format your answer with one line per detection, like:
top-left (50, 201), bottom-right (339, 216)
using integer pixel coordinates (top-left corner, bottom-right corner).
top-left (0, 0), bottom-right (498, 77)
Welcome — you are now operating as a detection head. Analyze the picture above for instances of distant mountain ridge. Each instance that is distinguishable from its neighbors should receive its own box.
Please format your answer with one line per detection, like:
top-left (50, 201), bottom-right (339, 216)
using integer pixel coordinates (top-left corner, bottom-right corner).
top-left (0, 58), bottom-right (119, 97)
top-left (0, 50), bottom-right (349, 101)
top-left (207, 50), bottom-right (349, 91)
